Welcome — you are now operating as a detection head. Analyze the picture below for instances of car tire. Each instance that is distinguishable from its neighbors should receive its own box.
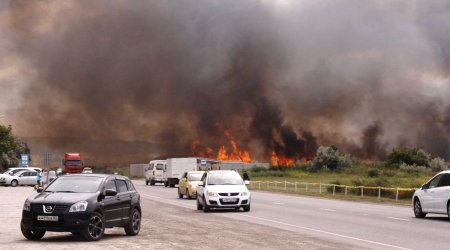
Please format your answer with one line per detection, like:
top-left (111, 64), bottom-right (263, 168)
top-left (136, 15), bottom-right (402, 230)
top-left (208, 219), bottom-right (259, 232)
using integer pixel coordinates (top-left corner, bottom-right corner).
top-left (413, 198), bottom-right (426, 218)
top-left (164, 181), bottom-right (168, 187)
top-left (243, 204), bottom-right (251, 212)
top-left (82, 212), bottom-right (105, 241)
top-left (21, 222), bottom-right (45, 240)
top-left (186, 188), bottom-right (191, 199)
top-left (178, 188), bottom-right (183, 199)
top-left (447, 202), bottom-right (450, 221)
top-left (124, 208), bottom-right (141, 236)
top-left (197, 197), bottom-right (203, 210)
top-left (145, 180), bottom-right (149, 185)
top-left (11, 180), bottom-right (18, 187)
top-left (150, 180), bottom-right (155, 186)
top-left (203, 197), bottom-right (210, 213)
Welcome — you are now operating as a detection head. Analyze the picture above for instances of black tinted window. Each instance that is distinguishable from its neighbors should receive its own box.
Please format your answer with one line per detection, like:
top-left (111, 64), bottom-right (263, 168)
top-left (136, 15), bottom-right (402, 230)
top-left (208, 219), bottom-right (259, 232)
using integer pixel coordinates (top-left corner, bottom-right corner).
top-left (117, 180), bottom-right (128, 193)
top-left (429, 175), bottom-right (442, 188)
top-left (126, 180), bottom-right (135, 191)
top-left (438, 174), bottom-right (450, 187)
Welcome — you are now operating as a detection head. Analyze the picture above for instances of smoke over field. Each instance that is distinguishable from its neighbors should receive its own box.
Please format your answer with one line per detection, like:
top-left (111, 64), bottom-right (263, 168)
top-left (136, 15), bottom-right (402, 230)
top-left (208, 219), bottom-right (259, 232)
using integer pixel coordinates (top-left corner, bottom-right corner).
top-left (1, 1), bottom-right (449, 165)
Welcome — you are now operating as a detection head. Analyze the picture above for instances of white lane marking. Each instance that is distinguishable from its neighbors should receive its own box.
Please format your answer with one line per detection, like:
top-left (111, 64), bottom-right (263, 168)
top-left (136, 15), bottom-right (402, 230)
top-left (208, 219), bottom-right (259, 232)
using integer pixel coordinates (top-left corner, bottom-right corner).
top-left (320, 208), bottom-right (336, 212)
top-left (387, 217), bottom-right (411, 222)
top-left (236, 214), bottom-right (412, 250)
top-left (272, 202), bottom-right (285, 205)
top-left (141, 193), bottom-right (412, 250)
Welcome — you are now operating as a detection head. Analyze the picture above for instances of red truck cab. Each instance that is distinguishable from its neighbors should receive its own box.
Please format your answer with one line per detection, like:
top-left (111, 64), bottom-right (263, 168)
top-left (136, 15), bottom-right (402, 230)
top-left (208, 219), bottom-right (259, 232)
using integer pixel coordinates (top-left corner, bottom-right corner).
top-left (63, 153), bottom-right (83, 173)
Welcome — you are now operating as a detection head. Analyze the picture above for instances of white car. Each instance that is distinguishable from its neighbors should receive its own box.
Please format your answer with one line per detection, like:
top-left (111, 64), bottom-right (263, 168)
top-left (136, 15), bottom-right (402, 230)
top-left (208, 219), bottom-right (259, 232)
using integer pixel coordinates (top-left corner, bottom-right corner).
top-left (196, 170), bottom-right (251, 212)
top-left (0, 167), bottom-right (41, 186)
top-left (413, 170), bottom-right (450, 219)
top-left (2, 170), bottom-right (38, 187)
top-left (82, 167), bottom-right (93, 174)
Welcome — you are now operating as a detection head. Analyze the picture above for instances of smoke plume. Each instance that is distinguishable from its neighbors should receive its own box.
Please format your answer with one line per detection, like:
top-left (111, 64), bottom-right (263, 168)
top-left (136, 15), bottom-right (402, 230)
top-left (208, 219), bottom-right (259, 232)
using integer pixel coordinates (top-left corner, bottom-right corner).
top-left (1, 0), bottom-right (450, 165)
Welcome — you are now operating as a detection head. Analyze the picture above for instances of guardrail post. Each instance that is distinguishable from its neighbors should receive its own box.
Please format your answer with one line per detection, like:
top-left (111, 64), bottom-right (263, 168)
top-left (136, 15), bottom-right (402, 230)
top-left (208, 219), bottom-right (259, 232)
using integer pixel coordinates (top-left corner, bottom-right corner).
top-left (285, 181), bottom-right (287, 190)
top-left (361, 186), bottom-right (364, 197)
top-left (345, 186), bottom-right (347, 196)
top-left (396, 188), bottom-right (399, 201)
top-left (378, 187), bottom-right (381, 199)
top-left (258, 182), bottom-right (261, 190)
top-left (275, 182), bottom-right (277, 189)
top-left (319, 183), bottom-right (322, 194)
top-left (333, 184), bottom-right (336, 196)
top-left (306, 183), bottom-right (308, 192)
top-left (295, 182), bottom-right (297, 192)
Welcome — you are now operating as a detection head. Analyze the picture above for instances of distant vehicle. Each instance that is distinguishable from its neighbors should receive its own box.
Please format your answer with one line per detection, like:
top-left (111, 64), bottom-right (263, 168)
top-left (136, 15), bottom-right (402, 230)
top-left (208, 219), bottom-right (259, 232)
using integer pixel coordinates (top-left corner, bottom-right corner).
top-left (164, 158), bottom-right (199, 187)
top-left (56, 167), bottom-right (63, 175)
top-left (196, 170), bottom-right (251, 212)
top-left (63, 153), bottom-right (83, 174)
top-left (413, 170), bottom-right (450, 219)
top-left (178, 171), bottom-right (204, 199)
top-left (144, 160), bottom-right (166, 186)
top-left (21, 174), bottom-right (141, 241)
top-left (2, 170), bottom-right (38, 187)
top-left (82, 167), bottom-right (93, 174)
top-left (0, 168), bottom-right (41, 186)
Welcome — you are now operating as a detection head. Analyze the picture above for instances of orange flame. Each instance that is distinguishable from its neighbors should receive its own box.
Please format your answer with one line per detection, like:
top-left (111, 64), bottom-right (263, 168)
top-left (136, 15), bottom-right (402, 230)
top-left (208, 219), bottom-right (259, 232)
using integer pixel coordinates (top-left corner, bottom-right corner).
top-left (270, 151), bottom-right (295, 166)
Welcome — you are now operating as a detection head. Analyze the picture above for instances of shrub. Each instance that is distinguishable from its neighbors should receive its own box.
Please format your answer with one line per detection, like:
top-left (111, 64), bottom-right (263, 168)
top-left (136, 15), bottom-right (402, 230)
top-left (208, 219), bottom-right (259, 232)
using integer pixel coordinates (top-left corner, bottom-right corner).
top-left (367, 169), bottom-right (379, 178)
top-left (387, 148), bottom-right (430, 167)
top-left (308, 145), bottom-right (352, 172)
top-left (429, 157), bottom-right (449, 172)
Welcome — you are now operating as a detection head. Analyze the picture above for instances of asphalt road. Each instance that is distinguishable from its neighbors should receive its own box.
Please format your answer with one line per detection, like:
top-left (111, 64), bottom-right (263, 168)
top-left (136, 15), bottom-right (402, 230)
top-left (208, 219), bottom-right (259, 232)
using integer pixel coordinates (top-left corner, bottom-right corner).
top-left (3, 181), bottom-right (450, 249)
top-left (135, 181), bottom-right (450, 250)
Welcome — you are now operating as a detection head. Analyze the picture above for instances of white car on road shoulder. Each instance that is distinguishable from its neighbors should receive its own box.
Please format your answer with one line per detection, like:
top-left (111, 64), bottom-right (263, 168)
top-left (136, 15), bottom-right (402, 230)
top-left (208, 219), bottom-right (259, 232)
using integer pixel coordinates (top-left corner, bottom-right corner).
top-left (197, 170), bottom-right (251, 212)
top-left (2, 170), bottom-right (38, 187)
top-left (413, 170), bottom-right (450, 219)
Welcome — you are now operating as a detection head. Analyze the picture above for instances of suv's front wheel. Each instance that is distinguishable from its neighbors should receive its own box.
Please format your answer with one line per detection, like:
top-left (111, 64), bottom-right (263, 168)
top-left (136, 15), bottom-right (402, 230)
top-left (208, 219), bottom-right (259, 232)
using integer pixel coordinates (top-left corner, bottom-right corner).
top-left (197, 197), bottom-right (203, 210)
top-left (414, 198), bottom-right (426, 218)
top-left (82, 212), bottom-right (105, 241)
top-left (21, 222), bottom-right (45, 240)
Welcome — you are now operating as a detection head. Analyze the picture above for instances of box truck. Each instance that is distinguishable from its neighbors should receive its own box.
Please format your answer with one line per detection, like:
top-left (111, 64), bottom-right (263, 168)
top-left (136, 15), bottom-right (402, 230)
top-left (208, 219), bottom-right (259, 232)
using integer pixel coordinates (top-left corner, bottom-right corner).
top-left (164, 158), bottom-right (199, 187)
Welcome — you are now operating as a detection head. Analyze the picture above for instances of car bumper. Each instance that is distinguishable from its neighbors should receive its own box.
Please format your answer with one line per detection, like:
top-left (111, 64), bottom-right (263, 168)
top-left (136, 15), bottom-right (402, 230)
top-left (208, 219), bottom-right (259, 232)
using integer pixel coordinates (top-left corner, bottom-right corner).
top-left (205, 195), bottom-right (250, 208)
top-left (21, 210), bottom-right (91, 232)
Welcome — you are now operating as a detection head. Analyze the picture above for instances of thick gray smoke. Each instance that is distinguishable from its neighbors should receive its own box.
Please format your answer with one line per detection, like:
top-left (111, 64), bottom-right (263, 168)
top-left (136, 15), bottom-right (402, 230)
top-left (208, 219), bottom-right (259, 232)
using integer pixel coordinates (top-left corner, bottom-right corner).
top-left (2, 0), bottom-right (450, 165)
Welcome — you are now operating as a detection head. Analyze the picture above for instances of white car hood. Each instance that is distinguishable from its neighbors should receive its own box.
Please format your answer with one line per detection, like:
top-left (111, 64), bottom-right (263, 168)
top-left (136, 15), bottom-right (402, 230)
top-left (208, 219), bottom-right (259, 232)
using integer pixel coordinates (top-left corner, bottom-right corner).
top-left (206, 185), bottom-right (249, 193)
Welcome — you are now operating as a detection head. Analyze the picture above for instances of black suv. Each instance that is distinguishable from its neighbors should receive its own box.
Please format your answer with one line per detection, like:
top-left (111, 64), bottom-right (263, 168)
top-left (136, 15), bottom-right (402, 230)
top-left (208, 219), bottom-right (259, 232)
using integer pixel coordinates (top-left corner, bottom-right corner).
top-left (21, 174), bottom-right (141, 241)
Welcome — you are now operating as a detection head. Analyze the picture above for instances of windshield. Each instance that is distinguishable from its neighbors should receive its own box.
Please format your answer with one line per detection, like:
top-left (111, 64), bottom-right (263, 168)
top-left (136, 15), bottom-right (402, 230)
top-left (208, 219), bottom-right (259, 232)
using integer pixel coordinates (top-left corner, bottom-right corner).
top-left (2, 168), bottom-right (12, 174)
top-left (188, 173), bottom-right (202, 181)
top-left (65, 160), bottom-right (81, 166)
top-left (45, 176), bottom-right (103, 193)
top-left (156, 164), bottom-right (164, 170)
top-left (207, 172), bottom-right (243, 185)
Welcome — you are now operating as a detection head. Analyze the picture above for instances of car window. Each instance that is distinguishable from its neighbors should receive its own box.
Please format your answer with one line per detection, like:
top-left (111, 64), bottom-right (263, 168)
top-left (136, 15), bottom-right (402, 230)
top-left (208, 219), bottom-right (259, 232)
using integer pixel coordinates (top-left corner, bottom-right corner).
top-left (188, 173), bottom-right (202, 181)
top-left (156, 164), bottom-right (164, 170)
top-left (105, 179), bottom-right (117, 192)
top-left (20, 172), bottom-right (28, 177)
top-left (207, 172), bottom-right (243, 185)
top-left (438, 174), bottom-right (450, 187)
top-left (29, 172), bottom-right (37, 176)
top-left (117, 179), bottom-right (128, 193)
top-left (126, 179), bottom-right (135, 191)
top-left (429, 175), bottom-right (442, 189)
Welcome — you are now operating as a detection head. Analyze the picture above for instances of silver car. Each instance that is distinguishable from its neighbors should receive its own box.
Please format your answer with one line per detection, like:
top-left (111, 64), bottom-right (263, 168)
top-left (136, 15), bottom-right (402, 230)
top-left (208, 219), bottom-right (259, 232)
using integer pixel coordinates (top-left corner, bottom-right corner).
top-left (2, 170), bottom-right (39, 187)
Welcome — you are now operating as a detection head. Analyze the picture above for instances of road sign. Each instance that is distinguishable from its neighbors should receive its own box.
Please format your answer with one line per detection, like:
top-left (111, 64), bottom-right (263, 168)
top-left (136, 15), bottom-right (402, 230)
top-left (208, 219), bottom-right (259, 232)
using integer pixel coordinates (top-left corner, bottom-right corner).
top-left (21, 154), bottom-right (29, 166)
top-left (200, 159), bottom-right (207, 167)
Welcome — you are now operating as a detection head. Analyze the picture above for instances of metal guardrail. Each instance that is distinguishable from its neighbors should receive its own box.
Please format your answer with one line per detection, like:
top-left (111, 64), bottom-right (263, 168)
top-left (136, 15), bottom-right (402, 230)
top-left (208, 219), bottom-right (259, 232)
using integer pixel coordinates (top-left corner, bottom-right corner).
top-left (249, 181), bottom-right (417, 201)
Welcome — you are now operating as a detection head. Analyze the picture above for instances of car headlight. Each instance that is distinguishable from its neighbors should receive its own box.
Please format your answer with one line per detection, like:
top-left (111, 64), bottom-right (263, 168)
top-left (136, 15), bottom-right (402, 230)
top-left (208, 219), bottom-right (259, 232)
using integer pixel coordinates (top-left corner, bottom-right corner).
top-left (241, 192), bottom-right (249, 196)
top-left (207, 191), bottom-right (218, 197)
top-left (23, 199), bottom-right (31, 211)
top-left (69, 201), bottom-right (88, 212)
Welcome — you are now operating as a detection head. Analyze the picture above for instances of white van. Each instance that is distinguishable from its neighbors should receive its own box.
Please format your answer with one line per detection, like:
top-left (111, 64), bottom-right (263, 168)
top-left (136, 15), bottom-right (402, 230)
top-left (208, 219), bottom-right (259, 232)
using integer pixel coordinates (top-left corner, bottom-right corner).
top-left (145, 160), bottom-right (166, 186)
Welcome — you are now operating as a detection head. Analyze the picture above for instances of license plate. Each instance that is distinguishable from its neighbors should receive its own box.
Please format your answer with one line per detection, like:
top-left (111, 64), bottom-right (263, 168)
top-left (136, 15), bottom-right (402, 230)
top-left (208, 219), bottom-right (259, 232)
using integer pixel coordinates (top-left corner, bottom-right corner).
top-left (37, 215), bottom-right (58, 221)
top-left (222, 198), bottom-right (237, 202)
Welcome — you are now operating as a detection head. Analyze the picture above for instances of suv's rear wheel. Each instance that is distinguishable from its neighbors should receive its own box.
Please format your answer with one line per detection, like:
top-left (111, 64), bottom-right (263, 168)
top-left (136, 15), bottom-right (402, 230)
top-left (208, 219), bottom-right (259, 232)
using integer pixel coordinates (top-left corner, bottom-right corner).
top-left (414, 198), bottom-right (426, 218)
top-left (186, 188), bottom-right (191, 199)
top-left (82, 212), bottom-right (105, 241)
top-left (178, 188), bottom-right (183, 199)
top-left (447, 202), bottom-right (450, 221)
top-left (21, 222), bottom-right (45, 240)
top-left (124, 208), bottom-right (141, 236)
top-left (145, 180), bottom-right (149, 185)
top-left (11, 180), bottom-right (18, 187)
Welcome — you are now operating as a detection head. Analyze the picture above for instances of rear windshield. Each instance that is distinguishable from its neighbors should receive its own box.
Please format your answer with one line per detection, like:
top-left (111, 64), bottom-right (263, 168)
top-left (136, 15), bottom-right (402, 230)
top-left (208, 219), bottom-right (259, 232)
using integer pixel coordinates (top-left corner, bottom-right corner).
top-left (45, 176), bottom-right (103, 193)
top-left (65, 160), bottom-right (81, 166)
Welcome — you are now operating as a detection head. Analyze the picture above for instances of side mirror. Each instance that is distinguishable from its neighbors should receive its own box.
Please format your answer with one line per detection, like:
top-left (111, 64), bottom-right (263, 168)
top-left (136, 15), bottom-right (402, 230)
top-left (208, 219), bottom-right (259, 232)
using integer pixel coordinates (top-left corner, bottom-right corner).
top-left (36, 187), bottom-right (44, 193)
top-left (105, 189), bottom-right (117, 196)
top-left (244, 180), bottom-right (250, 185)
top-left (421, 184), bottom-right (428, 190)
top-left (198, 181), bottom-right (204, 187)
